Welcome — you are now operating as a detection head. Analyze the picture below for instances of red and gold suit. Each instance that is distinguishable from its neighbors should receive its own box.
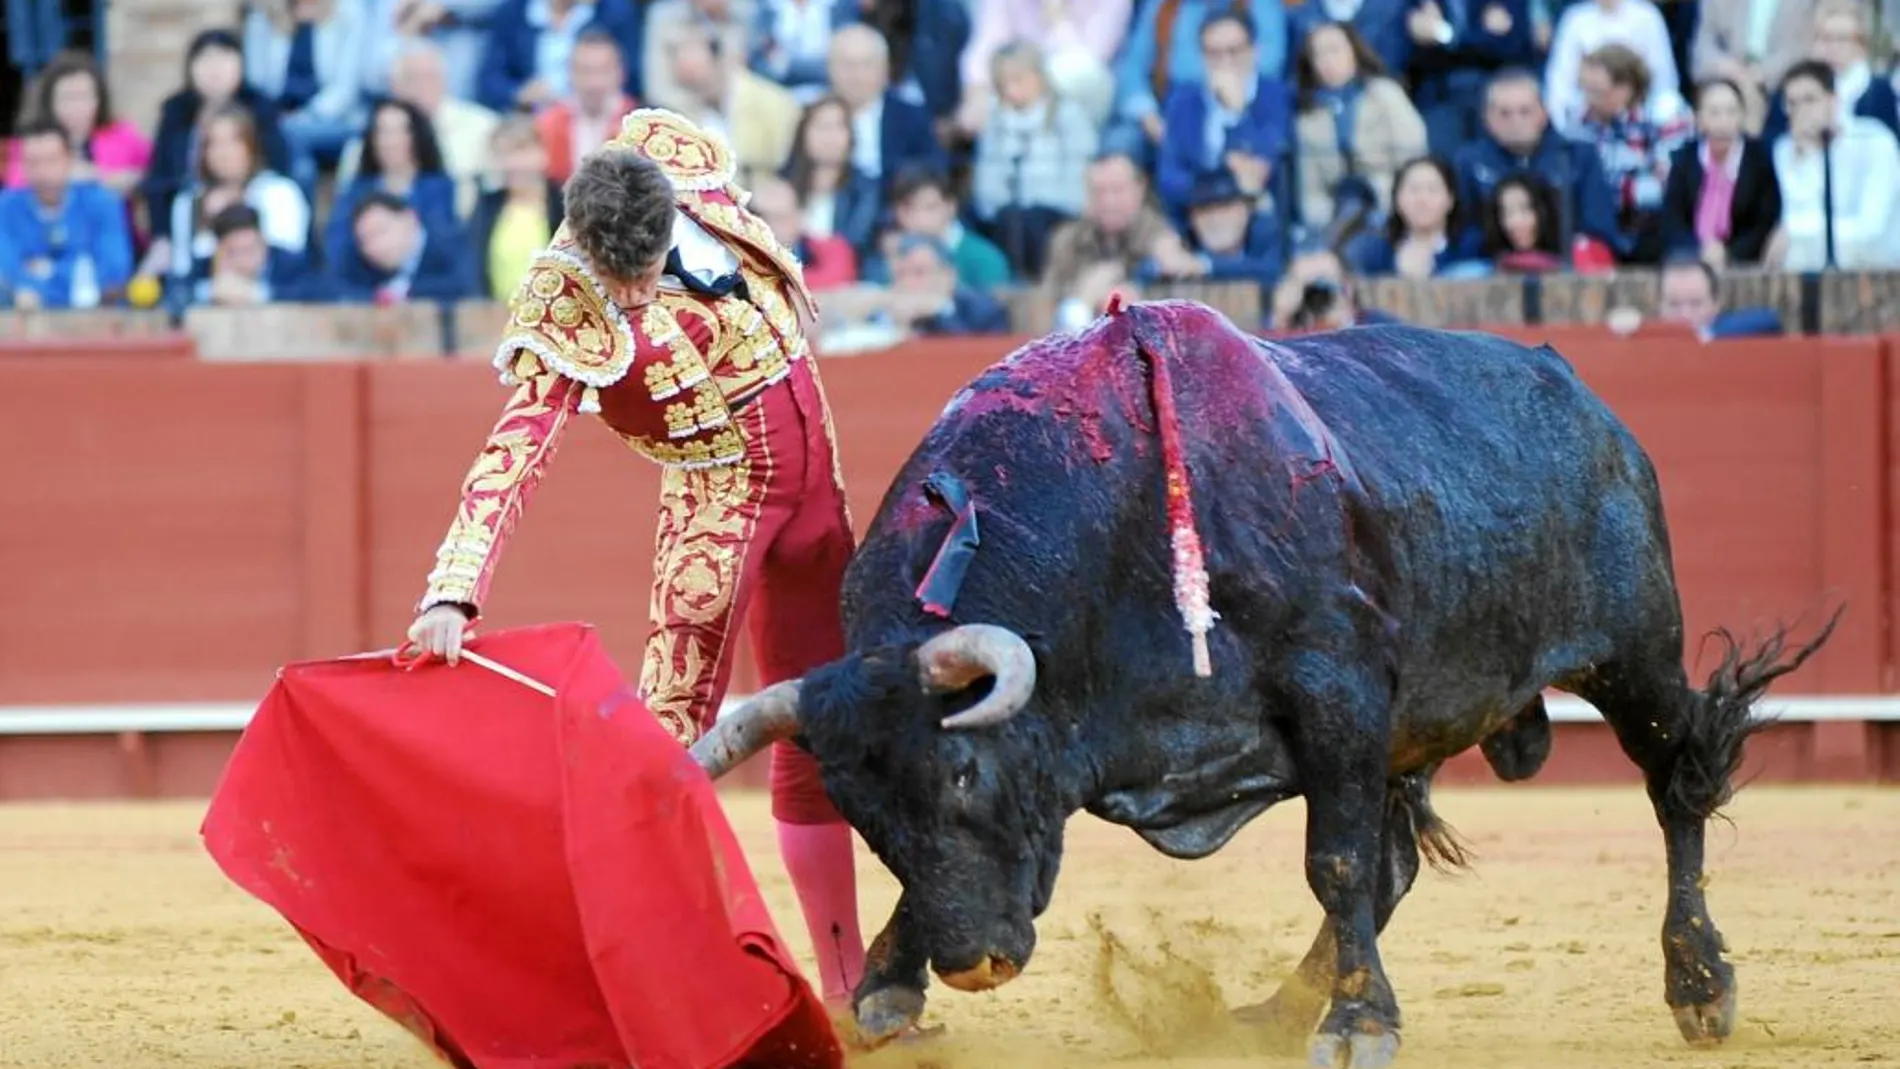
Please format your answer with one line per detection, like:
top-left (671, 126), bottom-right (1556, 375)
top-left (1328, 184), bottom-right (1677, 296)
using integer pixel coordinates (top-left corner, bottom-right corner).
top-left (416, 111), bottom-right (851, 828)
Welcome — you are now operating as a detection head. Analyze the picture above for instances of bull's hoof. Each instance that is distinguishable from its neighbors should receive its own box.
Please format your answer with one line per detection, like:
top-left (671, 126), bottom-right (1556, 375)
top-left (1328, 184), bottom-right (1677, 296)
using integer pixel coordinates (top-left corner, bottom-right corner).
top-left (851, 985), bottom-right (931, 1048)
top-left (1307, 1030), bottom-right (1400, 1069)
top-left (1670, 978), bottom-right (1737, 1048)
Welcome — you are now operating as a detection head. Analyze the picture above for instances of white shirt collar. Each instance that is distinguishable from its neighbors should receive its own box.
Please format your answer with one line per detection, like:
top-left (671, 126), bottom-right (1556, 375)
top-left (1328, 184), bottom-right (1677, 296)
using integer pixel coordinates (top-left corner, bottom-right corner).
top-left (661, 211), bottom-right (740, 290)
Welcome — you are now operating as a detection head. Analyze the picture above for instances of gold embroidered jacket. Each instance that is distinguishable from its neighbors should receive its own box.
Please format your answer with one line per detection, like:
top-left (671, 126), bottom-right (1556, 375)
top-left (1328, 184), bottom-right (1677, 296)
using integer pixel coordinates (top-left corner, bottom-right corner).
top-left (417, 109), bottom-right (818, 614)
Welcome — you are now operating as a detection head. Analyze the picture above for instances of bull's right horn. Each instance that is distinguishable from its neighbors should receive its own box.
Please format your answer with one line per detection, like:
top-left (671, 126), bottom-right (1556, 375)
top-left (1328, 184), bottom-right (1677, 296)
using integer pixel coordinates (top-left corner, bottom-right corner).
top-left (917, 624), bottom-right (1037, 730)
top-left (689, 679), bottom-right (802, 779)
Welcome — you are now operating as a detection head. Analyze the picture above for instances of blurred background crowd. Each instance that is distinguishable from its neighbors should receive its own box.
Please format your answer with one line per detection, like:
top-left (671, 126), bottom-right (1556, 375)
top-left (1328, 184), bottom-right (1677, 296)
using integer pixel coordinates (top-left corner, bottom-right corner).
top-left (1, 0), bottom-right (1896, 338)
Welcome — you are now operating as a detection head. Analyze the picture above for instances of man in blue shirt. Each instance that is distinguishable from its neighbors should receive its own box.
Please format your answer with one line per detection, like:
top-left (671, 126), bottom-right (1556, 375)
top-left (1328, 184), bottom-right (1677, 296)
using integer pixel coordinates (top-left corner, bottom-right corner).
top-left (1110, 0), bottom-right (1290, 163)
top-left (1156, 12), bottom-right (1294, 226)
top-left (1451, 68), bottom-right (1629, 259)
top-left (1404, 0), bottom-right (1535, 157)
top-left (1656, 256), bottom-right (1782, 340)
top-left (0, 121), bottom-right (134, 310)
top-left (322, 190), bottom-right (477, 304)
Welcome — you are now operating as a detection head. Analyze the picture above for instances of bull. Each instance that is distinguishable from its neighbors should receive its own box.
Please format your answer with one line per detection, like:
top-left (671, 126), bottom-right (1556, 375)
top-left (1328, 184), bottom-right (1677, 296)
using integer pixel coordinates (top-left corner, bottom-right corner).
top-left (689, 300), bottom-right (1836, 1067)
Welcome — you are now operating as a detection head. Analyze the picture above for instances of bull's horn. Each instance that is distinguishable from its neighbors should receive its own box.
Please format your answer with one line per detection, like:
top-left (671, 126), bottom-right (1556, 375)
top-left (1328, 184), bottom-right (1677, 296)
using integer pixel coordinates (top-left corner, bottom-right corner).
top-left (917, 624), bottom-right (1038, 730)
top-left (689, 679), bottom-right (802, 779)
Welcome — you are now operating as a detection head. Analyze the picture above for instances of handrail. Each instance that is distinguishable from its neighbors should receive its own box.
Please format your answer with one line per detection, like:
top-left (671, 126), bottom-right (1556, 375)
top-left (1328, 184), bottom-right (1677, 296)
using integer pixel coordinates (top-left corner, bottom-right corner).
top-left (0, 695), bottom-right (1895, 735)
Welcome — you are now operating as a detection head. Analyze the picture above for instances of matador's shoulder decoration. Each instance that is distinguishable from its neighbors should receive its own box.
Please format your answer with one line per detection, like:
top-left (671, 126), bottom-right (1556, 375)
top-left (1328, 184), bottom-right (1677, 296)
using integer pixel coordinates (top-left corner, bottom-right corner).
top-left (491, 109), bottom-right (815, 412)
top-left (493, 231), bottom-right (638, 412)
top-left (609, 108), bottom-right (817, 320)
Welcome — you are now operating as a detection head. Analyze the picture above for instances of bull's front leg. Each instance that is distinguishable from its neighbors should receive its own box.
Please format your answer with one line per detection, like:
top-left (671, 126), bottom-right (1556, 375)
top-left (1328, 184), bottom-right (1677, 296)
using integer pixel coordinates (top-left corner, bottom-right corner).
top-left (1292, 663), bottom-right (1403, 1069)
top-left (851, 893), bottom-right (933, 1046)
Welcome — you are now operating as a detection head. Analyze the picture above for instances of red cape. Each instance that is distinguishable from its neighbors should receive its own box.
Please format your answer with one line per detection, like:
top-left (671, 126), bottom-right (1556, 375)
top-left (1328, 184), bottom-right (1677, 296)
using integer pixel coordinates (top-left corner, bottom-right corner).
top-left (200, 622), bottom-right (842, 1069)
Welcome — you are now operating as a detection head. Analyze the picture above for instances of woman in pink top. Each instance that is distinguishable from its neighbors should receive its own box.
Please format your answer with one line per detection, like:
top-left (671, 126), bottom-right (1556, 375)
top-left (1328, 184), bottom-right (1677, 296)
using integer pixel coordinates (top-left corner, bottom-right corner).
top-left (5, 51), bottom-right (153, 196)
top-left (1657, 76), bottom-right (1782, 266)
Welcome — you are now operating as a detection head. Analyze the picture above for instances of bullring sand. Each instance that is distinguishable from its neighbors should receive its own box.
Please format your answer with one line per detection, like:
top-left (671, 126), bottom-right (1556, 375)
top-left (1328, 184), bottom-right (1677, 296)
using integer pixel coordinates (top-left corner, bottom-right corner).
top-left (2, 787), bottom-right (1895, 1068)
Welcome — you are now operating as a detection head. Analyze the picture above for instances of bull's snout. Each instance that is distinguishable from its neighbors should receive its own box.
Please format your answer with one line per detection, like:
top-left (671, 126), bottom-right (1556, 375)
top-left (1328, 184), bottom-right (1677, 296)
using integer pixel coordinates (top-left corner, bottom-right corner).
top-left (935, 954), bottom-right (1022, 993)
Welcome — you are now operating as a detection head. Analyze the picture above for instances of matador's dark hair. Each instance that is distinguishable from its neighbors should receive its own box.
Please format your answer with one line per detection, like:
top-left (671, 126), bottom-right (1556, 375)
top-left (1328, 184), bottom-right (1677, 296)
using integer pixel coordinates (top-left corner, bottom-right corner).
top-left (563, 149), bottom-right (677, 282)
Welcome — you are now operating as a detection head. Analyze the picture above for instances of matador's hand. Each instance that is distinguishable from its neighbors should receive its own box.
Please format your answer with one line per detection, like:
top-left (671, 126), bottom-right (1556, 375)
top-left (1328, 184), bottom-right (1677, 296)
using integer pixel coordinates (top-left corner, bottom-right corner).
top-left (407, 605), bottom-right (473, 665)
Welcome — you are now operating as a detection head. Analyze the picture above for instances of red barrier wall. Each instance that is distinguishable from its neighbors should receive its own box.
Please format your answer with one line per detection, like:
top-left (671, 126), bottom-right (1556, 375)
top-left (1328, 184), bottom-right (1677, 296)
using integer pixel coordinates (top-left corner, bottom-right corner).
top-left (5, 331), bottom-right (1899, 796)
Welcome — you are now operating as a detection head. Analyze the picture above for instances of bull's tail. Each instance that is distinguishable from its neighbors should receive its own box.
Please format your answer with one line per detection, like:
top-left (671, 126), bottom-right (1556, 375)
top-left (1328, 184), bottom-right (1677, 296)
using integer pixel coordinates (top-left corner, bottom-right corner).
top-left (1672, 606), bottom-right (1844, 821)
top-left (1124, 301), bottom-right (1217, 678)
top-left (1389, 771), bottom-right (1471, 875)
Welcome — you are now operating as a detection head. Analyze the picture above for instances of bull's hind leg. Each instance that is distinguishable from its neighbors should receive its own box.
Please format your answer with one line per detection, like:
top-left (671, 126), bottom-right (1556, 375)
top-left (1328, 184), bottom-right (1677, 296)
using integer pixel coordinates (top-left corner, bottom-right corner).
top-left (1570, 613), bottom-right (1836, 1046)
top-left (1236, 772), bottom-right (1467, 1055)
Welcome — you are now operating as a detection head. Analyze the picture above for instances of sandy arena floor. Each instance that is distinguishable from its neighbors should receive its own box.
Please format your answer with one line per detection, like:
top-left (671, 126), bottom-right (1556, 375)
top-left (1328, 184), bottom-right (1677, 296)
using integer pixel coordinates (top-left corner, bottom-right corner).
top-left (2, 787), bottom-right (1896, 1069)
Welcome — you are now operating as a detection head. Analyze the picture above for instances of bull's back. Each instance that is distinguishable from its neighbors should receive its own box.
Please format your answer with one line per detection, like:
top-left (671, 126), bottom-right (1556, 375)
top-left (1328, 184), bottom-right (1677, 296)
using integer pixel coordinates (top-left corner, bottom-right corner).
top-left (1259, 325), bottom-right (1675, 721)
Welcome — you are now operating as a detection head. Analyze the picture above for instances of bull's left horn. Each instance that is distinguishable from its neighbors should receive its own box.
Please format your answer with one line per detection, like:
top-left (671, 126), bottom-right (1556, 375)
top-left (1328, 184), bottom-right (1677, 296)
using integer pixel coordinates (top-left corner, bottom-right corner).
top-left (917, 624), bottom-right (1038, 730)
top-left (689, 679), bottom-right (802, 778)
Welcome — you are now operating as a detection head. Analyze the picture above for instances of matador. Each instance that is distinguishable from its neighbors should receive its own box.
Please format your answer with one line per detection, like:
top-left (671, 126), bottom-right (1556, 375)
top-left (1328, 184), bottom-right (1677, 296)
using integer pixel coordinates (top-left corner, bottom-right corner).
top-left (406, 109), bottom-right (866, 1006)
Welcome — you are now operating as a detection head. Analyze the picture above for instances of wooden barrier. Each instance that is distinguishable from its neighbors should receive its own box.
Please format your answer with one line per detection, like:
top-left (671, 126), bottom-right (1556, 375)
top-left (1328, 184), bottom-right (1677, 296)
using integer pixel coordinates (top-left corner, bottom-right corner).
top-left (8, 268), bottom-right (1900, 361)
top-left (5, 330), bottom-right (1900, 796)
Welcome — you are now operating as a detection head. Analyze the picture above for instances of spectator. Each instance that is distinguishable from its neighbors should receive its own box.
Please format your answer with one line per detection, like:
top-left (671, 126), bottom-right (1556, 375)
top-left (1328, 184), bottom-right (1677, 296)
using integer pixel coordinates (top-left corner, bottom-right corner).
top-left (642, 0), bottom-right (755, 114)
top-left (534, 29), bottom-right (639, 183)
top-left (468, 116), bottom-right (564, 299)
top-left (158, 103), bottom-right (312, 291)
top-left (194, 203), bottom-right (312, 305)
top-left (1655, 255), bottom-right (1783, 337)
top-left (1763, 0), bottom-right (1900, 141)
top-left (1542, 0), bottom-right (1678, 129)
top-left (323, 189), bottom-right (476, 302)
top-left (782, 96), bottom-right (884, 257)
top-left (1268, 246), bottom-right (1394, 330)
top-left (1157, 12), bottom-right (1294, 225)
top-left (1042, 152), bottom-right (1202, 330)
top-left (1452, 68), bottom-right (1626, 256)
top-left (328, 99), bottom-right (462, 268)
top-left (663, 21), bottom-right (801, 182)
top-left (870, 165), bottom-right (1010, 289)
top-left (1692, 0), bottom-right (1818, 130)
top-left (339, 41), bottom-right (500, 219)
top-left (969, 40), bottom-right (1099, 278)
top-left (1293, 22), bottom-right (1427, 236)
top-left (1135, 168), bottom-right (1284, 290)
top-left (856, 0), bottom-right (973, 120)
top-left (1480, 170), bottom-right (1576, 272)
top-left (0, 122), bottom-right (134, 310)
top-left (364, 0), bottom-right (509, 102)
top-left (1406, 0), bottom-right (1536, 157)
top-left (1659, 77), bottom-right (1781, 266)
top-left (476, 0), bottom-right (642, 114)
top-left (1767, 60), bottom-right (1900, 270)
top-left (1290, 0), bottom-right (1414, 78)
top-left (750, 0), bottom-right (857, 104)
top-left (884, 232), bottom-right (1011, 334)
top-left (827, 24), bottom-right (947, 185)
top-left (956, 0), bottom-right (1129, 133)
top-left (1111, 0), bottom-right (1291, 161)
top-left (748, 172), bottom-right (858, 289)
top-left (1560, 44), bottom-right (1692, 262)
top-left (139, 29), bottom-right (294, 229)
top-left (1348, 155), bottom-right (1484, 276)
top-left (4, 51), bottom-right (152, 198)
top-left (242, 0), bottom-right (368, 188)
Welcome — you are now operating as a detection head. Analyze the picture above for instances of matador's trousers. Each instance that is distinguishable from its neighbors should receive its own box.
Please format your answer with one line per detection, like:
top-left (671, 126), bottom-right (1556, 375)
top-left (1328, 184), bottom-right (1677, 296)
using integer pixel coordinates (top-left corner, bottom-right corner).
top-left (639, 357), bottom-right (852, 825)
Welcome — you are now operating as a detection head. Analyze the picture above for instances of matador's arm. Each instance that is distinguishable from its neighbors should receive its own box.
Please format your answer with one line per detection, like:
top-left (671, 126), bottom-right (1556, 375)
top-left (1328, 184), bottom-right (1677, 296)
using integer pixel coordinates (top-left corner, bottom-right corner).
top-left (417, 369), bottom-right (584, 616)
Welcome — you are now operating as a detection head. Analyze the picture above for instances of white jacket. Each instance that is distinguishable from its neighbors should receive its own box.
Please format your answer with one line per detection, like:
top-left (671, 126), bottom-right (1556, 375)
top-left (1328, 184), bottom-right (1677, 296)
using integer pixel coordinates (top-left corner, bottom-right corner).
top-left (1773, 117), bottom-right (1900, 271)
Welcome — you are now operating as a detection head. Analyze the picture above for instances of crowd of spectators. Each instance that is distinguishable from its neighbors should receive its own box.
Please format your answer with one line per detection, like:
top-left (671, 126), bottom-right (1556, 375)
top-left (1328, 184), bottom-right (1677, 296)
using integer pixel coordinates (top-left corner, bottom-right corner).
top-left (1, 0), bottom-right (1897, 335)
